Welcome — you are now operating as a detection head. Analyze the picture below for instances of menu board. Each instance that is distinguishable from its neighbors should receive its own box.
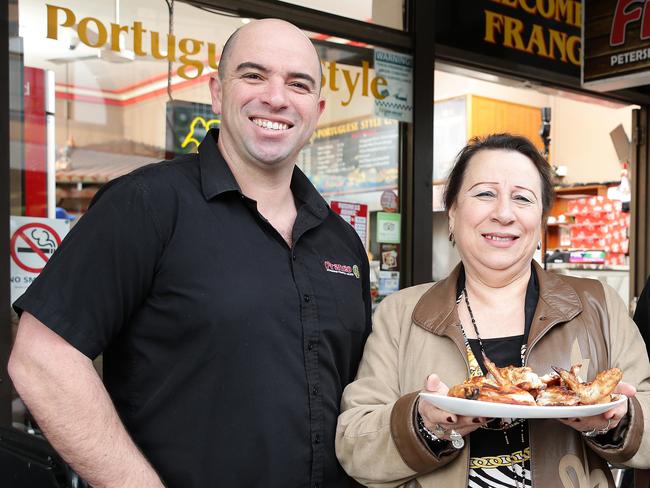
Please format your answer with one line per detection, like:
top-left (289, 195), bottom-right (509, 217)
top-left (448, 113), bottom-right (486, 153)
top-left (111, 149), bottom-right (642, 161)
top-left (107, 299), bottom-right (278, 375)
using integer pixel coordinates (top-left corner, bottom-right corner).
top-left (297, 117), bottom-right (399, 195)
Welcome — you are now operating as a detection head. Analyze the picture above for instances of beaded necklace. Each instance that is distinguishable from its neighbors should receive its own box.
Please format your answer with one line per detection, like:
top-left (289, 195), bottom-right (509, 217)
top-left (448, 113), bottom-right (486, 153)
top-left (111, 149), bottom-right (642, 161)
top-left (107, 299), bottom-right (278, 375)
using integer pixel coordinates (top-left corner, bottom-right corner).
top-left (459, 287), bottom-right (529, 488)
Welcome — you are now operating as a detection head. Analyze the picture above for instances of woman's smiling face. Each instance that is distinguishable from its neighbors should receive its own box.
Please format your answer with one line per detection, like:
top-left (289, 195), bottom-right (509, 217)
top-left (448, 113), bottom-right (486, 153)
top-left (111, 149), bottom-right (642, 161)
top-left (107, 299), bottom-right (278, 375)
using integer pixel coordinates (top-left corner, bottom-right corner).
top-left (448, 149), bottom-right (544, 276)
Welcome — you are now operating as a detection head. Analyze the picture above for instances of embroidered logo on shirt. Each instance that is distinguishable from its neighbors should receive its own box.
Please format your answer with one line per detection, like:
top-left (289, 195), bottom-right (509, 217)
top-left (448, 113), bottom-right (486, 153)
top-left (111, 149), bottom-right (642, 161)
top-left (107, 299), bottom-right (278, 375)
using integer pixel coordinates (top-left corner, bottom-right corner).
top-left (324, 260), bottom-right (359, 278)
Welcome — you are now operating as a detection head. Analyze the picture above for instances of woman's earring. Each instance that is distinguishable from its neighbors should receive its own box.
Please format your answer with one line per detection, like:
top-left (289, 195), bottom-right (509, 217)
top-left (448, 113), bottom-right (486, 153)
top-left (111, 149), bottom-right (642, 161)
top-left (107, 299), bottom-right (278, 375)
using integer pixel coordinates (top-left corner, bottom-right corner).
top-left (449, 232), bottom-right (455, 247)
top-left (537, 241), bottom-right (542, 250)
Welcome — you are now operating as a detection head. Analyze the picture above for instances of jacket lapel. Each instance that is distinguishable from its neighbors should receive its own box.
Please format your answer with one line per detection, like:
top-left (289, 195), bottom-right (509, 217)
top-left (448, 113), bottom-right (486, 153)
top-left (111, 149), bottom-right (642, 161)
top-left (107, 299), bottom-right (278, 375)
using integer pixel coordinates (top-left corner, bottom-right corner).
top-left (412, 262), bottom-right (583, 353)
top-left (412, 265), bottom-right (468, 359)
top-left (528, 262), bottom-right (583, 349)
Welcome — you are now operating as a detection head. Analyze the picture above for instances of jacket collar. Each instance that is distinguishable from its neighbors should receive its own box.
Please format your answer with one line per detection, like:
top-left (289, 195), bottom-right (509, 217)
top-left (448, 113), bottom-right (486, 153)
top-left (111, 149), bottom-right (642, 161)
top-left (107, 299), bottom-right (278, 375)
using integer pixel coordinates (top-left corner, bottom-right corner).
top-left (412, 261), bottom-right (583, 339)
top-left (197, 128), bottom-right (329, 220)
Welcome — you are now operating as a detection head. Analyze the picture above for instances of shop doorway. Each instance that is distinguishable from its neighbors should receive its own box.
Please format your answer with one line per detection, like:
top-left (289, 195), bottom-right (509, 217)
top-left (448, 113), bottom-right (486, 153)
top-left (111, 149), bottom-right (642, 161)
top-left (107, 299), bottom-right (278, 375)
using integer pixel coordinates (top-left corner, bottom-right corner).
top-left (432, 63), bottom-right (640, 312)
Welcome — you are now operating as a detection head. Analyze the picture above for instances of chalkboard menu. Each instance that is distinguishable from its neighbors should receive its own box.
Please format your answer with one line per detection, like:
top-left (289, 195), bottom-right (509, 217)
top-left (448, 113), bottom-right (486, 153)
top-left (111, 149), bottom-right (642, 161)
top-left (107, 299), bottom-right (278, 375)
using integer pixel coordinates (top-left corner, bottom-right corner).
top-left (297, 117), bottom-right (399, 195)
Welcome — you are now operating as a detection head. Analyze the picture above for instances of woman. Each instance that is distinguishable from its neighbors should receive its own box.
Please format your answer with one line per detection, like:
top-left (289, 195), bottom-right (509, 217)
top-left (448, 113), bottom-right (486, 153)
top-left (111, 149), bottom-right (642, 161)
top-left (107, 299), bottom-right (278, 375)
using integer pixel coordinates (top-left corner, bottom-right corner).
top-left (336, 134), bottom-right (650, 488)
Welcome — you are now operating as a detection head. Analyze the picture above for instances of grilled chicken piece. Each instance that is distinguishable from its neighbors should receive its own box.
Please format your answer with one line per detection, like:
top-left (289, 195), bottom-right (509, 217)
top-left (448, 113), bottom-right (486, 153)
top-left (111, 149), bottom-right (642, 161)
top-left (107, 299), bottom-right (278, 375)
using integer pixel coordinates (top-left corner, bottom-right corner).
top-left (535, 385), bottom-right (580, 406)
top-left (475, 383), bottom-right (537, 406)
top-left (552, 366), bottom-right (622, 405)
top-left (539, 372), bottom-right (561, 387)
top-left (448, 375), bottom-right (535, 405)
top-left (482, 354), bottom-right (545, 391)
top-left (448, 375), bottom-right (498, 400)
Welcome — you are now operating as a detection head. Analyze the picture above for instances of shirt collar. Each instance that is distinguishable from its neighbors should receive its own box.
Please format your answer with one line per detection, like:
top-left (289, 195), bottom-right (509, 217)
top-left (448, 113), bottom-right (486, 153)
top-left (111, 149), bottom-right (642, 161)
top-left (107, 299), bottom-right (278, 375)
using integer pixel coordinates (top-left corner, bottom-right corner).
top-left (198, 129), bottom-right (240, 200)
top-left (198, 128), bottom-right (329, 219)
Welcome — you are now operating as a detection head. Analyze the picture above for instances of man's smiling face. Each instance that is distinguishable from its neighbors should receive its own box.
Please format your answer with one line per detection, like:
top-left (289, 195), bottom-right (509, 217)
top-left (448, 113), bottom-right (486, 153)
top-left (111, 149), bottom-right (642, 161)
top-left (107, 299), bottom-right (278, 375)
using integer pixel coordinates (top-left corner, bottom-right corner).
top-left (210, 19), bottom-right (325, 172)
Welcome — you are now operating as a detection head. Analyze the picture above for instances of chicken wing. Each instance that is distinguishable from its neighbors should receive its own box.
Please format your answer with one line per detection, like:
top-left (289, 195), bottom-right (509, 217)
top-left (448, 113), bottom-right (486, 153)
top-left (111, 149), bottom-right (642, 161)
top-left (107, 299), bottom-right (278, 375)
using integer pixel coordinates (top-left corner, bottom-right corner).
top-left (552, 366), bottom-right (622, 405)
top-left (448, 375), bottom-right (498, 400)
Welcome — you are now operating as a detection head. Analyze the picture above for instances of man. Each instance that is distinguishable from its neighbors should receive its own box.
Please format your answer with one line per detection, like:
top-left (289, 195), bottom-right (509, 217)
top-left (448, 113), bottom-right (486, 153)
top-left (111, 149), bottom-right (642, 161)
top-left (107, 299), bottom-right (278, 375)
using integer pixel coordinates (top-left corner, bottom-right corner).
top-left (9, 19), bottom-right (371, 488)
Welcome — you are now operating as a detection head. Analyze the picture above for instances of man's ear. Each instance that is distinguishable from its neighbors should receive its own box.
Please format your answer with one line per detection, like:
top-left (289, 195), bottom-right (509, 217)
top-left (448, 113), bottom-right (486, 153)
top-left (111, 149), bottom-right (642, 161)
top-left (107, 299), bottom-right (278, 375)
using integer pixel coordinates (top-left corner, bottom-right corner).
top-left (209, 73), bottom-right (223, 115)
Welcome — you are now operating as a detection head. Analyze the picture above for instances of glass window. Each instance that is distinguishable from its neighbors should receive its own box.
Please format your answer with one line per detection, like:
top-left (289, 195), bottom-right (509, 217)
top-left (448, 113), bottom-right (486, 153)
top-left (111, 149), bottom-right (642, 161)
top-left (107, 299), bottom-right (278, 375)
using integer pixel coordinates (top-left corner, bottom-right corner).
top-left (300, 38), bottom-right (409, 304)
top-left (432, 64), bottom-right (636, 309)
top-left (10, 0), bottom-right (410, 429)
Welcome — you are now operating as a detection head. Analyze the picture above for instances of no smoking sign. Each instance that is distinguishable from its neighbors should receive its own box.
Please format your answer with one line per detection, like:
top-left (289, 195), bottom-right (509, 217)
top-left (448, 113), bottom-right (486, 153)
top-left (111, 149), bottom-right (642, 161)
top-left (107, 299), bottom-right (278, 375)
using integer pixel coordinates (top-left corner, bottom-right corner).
top-left (10, 216), bottom-right (69, 302)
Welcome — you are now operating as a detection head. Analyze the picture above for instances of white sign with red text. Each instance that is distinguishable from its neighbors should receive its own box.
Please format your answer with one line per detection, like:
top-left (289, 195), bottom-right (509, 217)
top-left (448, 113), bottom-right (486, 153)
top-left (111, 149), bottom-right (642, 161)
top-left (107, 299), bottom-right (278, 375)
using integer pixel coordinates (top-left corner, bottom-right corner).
top-left (330, 201), bottom-right (368, 248)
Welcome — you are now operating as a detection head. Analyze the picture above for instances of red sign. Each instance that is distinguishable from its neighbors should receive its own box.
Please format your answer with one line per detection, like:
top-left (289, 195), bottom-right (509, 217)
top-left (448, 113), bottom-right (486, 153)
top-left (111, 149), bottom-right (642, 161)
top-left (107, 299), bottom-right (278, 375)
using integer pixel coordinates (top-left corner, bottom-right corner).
top-left (330, 201), bottom-right (368, 246)
top-left (10, 222), bottom-right (62, 273)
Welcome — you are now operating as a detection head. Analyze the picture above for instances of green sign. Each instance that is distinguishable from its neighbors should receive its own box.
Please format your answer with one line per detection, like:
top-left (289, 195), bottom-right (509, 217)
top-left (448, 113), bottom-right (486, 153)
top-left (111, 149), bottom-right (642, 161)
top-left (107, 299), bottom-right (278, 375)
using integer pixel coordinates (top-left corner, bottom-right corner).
top-left (377, 212), bottom-right (401, 244)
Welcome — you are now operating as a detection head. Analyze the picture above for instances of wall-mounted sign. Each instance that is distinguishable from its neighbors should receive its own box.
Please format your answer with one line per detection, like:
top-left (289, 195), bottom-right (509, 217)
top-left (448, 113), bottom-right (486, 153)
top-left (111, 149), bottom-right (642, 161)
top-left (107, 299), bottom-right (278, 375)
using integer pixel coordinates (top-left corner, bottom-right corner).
top-left (582, 0), bottom-right (650, 91)
top-left (10, 216), bottom-right (70, 303)
top-left (373, 49), bottom-right (413, 123)
top-left (330, 201), bottom-right (368, 246)
top-left (435, 0), bottom-right (581, 79)
top-left (165, 100), bottom-right (220, 156)
top-left (376, 212), bottom-right (401, 244)
top-left (298, 117), bottom-right (398, 195)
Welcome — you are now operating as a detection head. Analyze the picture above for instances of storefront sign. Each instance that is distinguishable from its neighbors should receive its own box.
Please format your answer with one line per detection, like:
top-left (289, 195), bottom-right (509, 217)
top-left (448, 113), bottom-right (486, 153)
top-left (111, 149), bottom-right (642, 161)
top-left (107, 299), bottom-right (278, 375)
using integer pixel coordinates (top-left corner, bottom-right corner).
top-left (321, 61), bottom-right (388, 107)
top-left (435, 0), bottom-right (582, 78)
top-left (376, 212), bottom-right (401, 244)
top-left (47, 3), bottom-right (221, 79)
top-left (330, 201), bottom-right (368, 246)
top-left (373, 49), bottom-right (413, 123)
top-left (582, 0), bottom-right (650, 91)
top-left (298, 117), bottom-right (398, 195)
top-left (10, 216), bottom-right (70, 303)
top-left (46, 3), bottom-right (395, 105)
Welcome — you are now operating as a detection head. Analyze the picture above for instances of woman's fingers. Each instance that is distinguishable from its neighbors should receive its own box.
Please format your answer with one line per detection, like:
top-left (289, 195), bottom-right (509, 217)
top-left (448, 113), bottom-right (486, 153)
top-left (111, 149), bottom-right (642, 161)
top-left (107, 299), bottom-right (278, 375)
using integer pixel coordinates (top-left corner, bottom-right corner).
top-left (614, 381), bottom-right (636, 398)
top-left (424, 374), bottom-right (450, 395)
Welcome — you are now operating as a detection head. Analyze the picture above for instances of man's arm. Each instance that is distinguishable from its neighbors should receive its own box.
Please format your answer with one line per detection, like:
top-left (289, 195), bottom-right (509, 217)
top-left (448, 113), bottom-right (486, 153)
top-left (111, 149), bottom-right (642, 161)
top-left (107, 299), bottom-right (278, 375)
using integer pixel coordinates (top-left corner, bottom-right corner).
top-left (8, 312), bottom-right (164, 488)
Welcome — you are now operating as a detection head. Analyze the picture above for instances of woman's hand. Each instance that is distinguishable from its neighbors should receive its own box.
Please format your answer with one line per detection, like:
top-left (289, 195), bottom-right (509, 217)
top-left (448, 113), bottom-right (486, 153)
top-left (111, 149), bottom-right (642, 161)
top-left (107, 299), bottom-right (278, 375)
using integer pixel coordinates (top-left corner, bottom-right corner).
top-left (417, 374), bottom-right (488, 442)
top-left (557, 381), bottom-right (636, 435)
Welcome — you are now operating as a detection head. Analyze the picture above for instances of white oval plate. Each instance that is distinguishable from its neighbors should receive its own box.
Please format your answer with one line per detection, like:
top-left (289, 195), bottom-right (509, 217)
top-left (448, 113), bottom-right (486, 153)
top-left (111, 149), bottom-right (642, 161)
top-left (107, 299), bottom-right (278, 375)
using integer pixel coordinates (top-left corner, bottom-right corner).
top-left (418, 392), bottom-right (627, 419)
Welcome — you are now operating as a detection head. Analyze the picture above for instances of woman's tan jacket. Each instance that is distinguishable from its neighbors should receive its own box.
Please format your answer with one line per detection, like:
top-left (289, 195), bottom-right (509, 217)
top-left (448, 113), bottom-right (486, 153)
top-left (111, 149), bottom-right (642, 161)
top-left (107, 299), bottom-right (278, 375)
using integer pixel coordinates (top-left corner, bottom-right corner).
top-left (336, 263), bottom-right (650, 487)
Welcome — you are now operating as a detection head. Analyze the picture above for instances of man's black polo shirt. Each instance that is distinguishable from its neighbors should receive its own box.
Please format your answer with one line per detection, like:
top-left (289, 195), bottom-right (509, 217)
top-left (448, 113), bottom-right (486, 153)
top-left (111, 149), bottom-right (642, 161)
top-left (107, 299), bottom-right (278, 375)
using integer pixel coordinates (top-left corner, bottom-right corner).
top-left (14, 129), bottom-right (372, 487)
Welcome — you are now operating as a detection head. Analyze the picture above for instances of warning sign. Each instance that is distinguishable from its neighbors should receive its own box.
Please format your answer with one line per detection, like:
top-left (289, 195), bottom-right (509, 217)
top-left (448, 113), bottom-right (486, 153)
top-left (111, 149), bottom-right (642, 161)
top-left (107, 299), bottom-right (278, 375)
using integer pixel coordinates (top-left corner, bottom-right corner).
top-left (10, 216), bottom-right (69, 303)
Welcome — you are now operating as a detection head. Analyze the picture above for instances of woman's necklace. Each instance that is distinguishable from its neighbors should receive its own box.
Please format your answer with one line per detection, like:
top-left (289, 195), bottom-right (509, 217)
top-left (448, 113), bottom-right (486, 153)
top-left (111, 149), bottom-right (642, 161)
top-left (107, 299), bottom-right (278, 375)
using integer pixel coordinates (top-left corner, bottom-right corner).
top-left (461, 287), bottom-right (528, 488)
